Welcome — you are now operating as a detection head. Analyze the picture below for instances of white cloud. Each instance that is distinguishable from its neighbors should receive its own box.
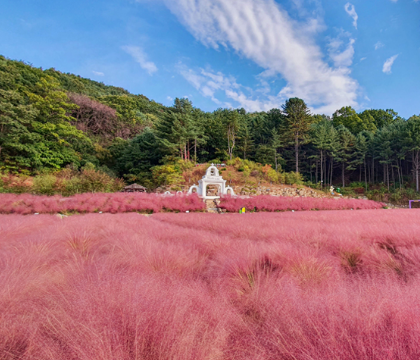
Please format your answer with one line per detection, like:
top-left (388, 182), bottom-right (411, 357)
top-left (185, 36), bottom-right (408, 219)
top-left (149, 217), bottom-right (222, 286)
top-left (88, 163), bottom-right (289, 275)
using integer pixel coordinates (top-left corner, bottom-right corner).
top-left (360, 57), bottom-right (367, 61)
top-left (167, 96), bottom-right (173, 102)
top-left (178, 65), bottom-right (240, 105)
top-left (383, 54), bottom-right (399, 74)
top-left (122, 46), bottom-right (158, 75)
top-left (327, 32), bottom-right (355, 68)
top-left (344, 3), bottom-right (358, 29)
top-left (179, 65), bottom-right (305, 112)
top-left (374, 41), bottom-right (384, 50)
top-left (92, 71), bottom-right (105, 76)
top-left (162, 0), bottom-right (359, 114)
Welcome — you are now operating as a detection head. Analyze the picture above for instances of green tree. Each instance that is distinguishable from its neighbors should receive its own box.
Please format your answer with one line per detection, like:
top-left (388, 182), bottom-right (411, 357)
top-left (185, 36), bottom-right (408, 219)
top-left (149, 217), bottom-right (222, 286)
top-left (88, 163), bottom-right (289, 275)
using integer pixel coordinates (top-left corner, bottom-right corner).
top-left (361, 109), bottom-right (400, 129)
top-left (335, 125), bottom-right (355, 188)
top-left (217, 109), bottom-right (240, 161)
top-left (310, 119), bottom-right (337, 188)
top-left (114, 128), bottom-right (162, 187)
top-left (271, 127), bottom-right (283, 171)
top-left (333, 106), bottom-right (376, 134)
top-left (348, 131), bottom-right (368, 189)
top-left (237, 115), bottom-right (254, 160)
top-left (403, 116), bottom-right (420, 192)
top-left (0, 89), bottom-right (38, 170)
top-left (27, 76), bottom-right (93, 169)
top-left (373, 127), bottom-right (394, 190)
top-left (281, 98), bottom-right (312, 173)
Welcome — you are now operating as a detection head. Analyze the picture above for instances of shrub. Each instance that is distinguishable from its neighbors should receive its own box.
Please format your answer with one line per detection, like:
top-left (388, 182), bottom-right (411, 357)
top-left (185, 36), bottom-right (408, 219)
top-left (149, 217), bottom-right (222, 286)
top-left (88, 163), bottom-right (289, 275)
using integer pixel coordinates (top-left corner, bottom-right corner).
top-left (258, 164), bottom-right (282, 183)
top-left (152, 165), bottom-right (184, 187)
top-left (77, 169), bottom-right (124, 193)
top-left (349, 181), bottom-right (366, 188)
top-left (0, 169), bottom-right (125, 196)
top-left (0, 173), bottom-right (33, 193)
top-left (32, 175), bottom-right (58, 195)
top-left (0, 193), bottom-right (205, 214)
top-left (226, 157), bottom-right (242, 167)
top-left (284, 171), bottom-right (303, 185)
top-left (250, 170), bottom-right (259, 177)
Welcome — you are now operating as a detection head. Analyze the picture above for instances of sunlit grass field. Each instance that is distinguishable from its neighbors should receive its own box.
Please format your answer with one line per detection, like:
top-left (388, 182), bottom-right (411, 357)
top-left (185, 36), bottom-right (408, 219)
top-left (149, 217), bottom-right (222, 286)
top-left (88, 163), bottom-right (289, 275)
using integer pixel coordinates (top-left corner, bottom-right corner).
top-left (1, 210), bottom-right (420, 359)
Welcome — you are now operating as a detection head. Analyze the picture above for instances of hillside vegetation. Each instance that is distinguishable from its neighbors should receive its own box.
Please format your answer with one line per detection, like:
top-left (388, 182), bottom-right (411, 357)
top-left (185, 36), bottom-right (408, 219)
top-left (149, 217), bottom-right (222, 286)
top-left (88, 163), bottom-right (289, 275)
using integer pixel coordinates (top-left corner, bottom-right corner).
top-left (2, 55), bottom-right (420, 200)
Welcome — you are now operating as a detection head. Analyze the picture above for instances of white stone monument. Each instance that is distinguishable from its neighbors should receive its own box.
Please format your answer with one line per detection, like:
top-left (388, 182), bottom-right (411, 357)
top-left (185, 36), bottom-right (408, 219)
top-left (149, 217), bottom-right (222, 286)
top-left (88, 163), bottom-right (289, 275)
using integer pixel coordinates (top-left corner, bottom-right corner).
top-left (188, 164), bottom-right (235, 200)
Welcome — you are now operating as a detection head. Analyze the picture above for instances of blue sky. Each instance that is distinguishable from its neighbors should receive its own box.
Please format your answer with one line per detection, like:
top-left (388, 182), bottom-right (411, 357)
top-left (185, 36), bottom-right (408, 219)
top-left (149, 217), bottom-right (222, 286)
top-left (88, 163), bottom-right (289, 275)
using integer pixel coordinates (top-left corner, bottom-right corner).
top-left (1, 0), bottom-right (419, 117)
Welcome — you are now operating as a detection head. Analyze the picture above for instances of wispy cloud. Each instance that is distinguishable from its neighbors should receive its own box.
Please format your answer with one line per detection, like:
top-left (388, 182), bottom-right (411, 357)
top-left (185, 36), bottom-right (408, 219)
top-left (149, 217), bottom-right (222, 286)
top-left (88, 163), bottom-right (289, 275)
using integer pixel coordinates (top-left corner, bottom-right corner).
top-left (383, 54), bottom-right (399, 74)
top-left (327, 31), bottom-right (356, 68)
top-left (179, 64), bottom-right (331, 113)
top-left (122, 46), bottom-right (158, 75)
top-left (92, 71), bottom-right (105, 77)
top-left (178, 65), bottom-right (239, 106)
top-left (374, 41), bottom-right (384, 50)
top-left (19, 18), bottom-right (34, 29)
top-left (344, 3), bottom-right (358, 29)
top-left (163, 0), bottom-right (359, 114)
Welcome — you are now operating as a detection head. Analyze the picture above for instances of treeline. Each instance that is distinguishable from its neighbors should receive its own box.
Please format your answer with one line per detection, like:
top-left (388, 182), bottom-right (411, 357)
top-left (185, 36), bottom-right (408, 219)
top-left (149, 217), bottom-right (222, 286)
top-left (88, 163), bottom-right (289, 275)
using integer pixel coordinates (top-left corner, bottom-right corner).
top-left (1, 55), bottom-right (420, 192)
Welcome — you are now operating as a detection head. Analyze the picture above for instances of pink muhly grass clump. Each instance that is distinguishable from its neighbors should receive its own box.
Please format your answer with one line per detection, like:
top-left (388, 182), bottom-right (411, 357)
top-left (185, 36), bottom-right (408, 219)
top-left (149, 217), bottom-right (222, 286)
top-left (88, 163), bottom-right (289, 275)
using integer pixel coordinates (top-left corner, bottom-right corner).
top-left (2, 210), bottom-right (420, 359)
top-left (219, 194), bottom-right (384, 212)
top-left (0, 193), bottom-right (205, 214)
top-left (161, 193), bottom-right (205, 212)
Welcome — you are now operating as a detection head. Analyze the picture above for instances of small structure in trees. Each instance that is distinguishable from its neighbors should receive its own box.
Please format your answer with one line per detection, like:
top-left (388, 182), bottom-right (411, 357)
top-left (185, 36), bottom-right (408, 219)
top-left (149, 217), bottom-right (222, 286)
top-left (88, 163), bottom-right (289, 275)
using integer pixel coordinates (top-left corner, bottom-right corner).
top-left (122, 184), bottom-right (147, 193)
top-left (409, 200), bottom-right (420, 209)
top-left (188, 164), bottom-right (235, 200)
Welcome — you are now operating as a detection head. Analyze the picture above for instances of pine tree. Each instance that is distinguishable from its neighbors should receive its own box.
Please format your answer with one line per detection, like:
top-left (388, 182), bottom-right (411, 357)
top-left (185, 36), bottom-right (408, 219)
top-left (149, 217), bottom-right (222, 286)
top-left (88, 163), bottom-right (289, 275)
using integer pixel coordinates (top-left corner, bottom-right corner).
top-left (310, 119), bottom-right (337, 188)
top-left (281, 98), bottom-right (312, 173)
top-left (403, 116), bottom-right (420, 192)
top-left (271, 127), bottom-right (283, 171)
top-left (348, 132), bottom-right (368, 189)
top-left (335, 125), bottom-right (355, 188)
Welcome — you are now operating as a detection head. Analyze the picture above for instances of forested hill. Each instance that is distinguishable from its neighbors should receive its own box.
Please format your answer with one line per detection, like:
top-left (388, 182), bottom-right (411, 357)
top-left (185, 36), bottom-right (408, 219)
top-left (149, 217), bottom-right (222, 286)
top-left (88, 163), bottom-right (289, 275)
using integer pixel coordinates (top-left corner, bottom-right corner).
top-left (0, 55), bottom-right (170, 174)
top-left (1, 54), bottom-right (420, 194)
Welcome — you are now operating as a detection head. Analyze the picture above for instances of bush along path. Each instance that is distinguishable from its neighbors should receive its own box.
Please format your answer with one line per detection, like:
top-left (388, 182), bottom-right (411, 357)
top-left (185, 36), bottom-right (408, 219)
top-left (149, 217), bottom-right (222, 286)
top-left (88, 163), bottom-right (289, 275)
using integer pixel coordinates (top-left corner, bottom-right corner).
top-left (0, 193), bottom-right (385, 215)
top-left (0, 193), bottom-right (206, 215)
top-left (218, 195), bottom-right (385, 212)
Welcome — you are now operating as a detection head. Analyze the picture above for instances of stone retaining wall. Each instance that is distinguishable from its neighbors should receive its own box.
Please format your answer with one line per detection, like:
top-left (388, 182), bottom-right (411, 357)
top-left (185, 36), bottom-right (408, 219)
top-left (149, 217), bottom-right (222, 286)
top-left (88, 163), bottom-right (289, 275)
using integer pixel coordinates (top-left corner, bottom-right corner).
top-left (233, 185), bottom-right (325, 198)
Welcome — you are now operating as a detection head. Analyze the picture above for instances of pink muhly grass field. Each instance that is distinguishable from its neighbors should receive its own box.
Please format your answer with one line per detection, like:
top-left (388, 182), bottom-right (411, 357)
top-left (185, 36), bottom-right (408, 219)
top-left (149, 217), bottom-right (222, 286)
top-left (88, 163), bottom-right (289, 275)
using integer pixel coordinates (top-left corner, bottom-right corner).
top-left (219, 194), bottom-right (384, 212)
top-left (0, 193), bottom-right (205, 215)
top-left (1, 209), bottom-right (420, 359)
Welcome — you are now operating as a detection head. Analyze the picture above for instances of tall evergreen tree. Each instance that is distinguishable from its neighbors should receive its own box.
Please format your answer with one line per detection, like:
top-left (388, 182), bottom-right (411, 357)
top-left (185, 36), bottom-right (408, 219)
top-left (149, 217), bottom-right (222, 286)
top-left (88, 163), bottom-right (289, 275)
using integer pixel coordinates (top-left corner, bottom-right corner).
top-left (281, 98), bottom-right (312, 173)
top-left (271, 127), bottom-right (283, 171)
top-left (310, 119), bottom-right (337, 188)
top-left (403, 116), bottom-right (420, 192)
top-left (237, 115), bottom-right (254, 160)
top-left (335, 125), bottom-right (355, 188)
top-left (218, 109), bottom-right (240, 161)
top-left (349, 132), bottom-right (368, 189)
